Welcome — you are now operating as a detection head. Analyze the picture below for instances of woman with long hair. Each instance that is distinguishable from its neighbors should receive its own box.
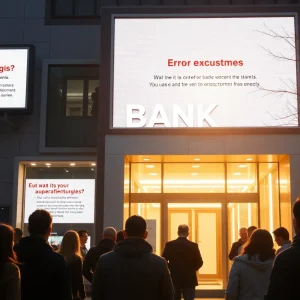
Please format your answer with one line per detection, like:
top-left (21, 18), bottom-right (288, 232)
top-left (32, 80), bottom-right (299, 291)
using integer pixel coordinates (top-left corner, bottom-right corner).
top-left (0, 224), bottom-right (20, 300)
top-left (59, 230), bottom-right (85, 300)
top-left (226, 229), bottom-right (275, 300)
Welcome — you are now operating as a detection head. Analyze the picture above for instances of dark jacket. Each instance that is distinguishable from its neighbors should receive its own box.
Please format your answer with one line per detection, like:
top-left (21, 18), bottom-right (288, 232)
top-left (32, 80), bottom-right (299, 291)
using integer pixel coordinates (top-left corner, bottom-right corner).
top-left (0, 262), bottom-right (20, 300)
top-left (92, 238), bottom-right (174, 300)
top-left (83, 238), bottom-right (115, 283)
top-left (162, 237), bottom-right (203, 287)
top-left (229, 239), bottom-right (245, 260)
top-left (67, 255), bottom-right (85, 300)
top-left (265, 234), bottom-right (300, 300)
top-left (17, 236), bottom-right (72, 300)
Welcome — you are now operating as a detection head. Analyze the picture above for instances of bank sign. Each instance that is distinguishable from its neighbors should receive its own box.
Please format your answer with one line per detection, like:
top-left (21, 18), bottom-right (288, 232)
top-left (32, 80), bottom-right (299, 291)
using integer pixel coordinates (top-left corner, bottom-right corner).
top-left (112, 16), bottom-right (297, 128)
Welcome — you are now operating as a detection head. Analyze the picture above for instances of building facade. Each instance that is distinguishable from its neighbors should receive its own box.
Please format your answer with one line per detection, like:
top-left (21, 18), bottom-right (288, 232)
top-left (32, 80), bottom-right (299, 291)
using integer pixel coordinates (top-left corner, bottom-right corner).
top-left (1, 0), bottom-right (300, 297)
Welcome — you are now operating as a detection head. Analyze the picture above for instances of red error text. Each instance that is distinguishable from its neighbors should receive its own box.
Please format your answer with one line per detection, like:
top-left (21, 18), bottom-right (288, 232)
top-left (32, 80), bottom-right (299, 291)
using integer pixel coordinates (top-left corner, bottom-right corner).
top-left (168, 59), bottom-right (244, 67)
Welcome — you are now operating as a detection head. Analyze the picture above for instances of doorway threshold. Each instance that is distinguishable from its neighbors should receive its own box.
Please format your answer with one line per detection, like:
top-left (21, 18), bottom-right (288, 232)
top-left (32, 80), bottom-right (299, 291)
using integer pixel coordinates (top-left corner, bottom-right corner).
top-left (195, 289), bottom-right (225, 298)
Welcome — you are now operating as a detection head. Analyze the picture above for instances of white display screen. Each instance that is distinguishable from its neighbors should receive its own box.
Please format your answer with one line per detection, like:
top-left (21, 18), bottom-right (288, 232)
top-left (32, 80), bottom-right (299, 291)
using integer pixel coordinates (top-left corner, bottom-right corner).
top-left (112, 16), bottom-right (298, 128)
top-left (0, 48), bottom-right (30, 109)
top-left (24, 179), bottom-right (95, 224)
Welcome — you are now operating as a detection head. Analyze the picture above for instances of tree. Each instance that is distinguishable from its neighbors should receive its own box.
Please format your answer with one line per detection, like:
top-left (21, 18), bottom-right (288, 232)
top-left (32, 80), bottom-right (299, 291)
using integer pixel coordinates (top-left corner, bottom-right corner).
top-left (257, 24), bottom-right (298, 126)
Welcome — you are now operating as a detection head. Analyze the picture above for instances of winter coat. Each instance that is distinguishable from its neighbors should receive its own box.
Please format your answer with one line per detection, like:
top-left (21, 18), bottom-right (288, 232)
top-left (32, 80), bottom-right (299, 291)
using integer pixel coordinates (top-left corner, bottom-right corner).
top-left (17, 236), bottom-right (72, 300)
top-left (66, 255), bottom-right (85, 300)
top-left (162, 237), bottom-right (203, 287)
top-left (0, 262), bottom-right (20, 300)
top-left (265, 234), bottom-right (300, 300)
top-left (229, 239), bottom-right (245, 260)
top-left (91, 238), bottom-right (174, 300)
top-left (83, 238), bottom-right (115, 283)
top-left (226, 254), bottom-right (273, 300)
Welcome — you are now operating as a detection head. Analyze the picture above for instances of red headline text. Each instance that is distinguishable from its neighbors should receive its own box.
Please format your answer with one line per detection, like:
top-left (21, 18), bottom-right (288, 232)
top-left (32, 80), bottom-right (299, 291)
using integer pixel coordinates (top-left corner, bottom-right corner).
top-left (0, 65), bottom-right (15, 73)
top-left (167, 59), bottom-right (244, 67)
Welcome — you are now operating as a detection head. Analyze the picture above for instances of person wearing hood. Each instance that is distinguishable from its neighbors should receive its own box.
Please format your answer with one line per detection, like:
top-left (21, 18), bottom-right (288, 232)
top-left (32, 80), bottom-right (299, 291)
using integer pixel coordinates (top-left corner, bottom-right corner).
top-left (91, 215), bottom-right (174, 300)
top-left (83, 227), bottom-right (116, 283)
top-left (17, 210), bottom-right (72, 300)
top-left (225, 229), bottom-right (275, 300)
top-left (265, 198), bottom-right (300, 300)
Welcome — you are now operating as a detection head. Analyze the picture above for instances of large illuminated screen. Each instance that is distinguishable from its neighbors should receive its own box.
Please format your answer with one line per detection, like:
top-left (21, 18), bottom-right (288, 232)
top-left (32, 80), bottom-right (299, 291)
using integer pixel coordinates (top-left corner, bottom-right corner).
top-left (112, 17), bottom-right (297, 128)
top-left (0, 47), bottom-right (30, 109)
top-left (24, 179), bottom-right (95, 224)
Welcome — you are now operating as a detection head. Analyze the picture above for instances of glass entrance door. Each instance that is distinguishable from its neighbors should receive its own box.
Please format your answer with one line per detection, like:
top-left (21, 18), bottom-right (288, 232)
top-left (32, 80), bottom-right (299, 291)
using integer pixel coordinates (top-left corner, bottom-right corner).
top-left (167, 203), bottom-right (223, 289)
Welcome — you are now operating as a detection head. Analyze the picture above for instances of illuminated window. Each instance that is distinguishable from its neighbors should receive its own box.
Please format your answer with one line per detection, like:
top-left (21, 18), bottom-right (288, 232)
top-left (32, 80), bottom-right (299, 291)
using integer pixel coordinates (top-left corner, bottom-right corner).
top-left (227, 163), bottom-right (257, 193)
top-left (130, 163), bottom-right (162, 193)
top-left (163, 163), bottom-right (225, 193)
top-left (259, 163), bottom-right (280, 233)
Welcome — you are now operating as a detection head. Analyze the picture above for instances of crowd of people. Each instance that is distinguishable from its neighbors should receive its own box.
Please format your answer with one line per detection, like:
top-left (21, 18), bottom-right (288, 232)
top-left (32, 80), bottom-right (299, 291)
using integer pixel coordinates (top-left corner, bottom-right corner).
top-left (0, 198), bottom-right (300, 300)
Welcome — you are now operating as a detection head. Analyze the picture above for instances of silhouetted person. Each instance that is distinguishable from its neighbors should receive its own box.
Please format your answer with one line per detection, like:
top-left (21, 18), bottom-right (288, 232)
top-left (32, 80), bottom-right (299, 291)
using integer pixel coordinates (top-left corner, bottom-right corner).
top-left (273, 227), bottom-right (291, 256)
top-left (266, 198), bottom-right (300, 300)
top-left (77, 230), bottom-right (89, 259)
top-left (116, 230), bottom-right (124, 243)
top-left (17, 210), bottom-right (72, 300)
top-left (226, 229), bottom-right (275, 300)
top-left (162, 224), bottom-right (203, 300)
top-left (238, 226), bottom-right (258, 255)
top-left (92, 215), bottom-right (174, 300)
top-left (13, 228), bottom-right (23, 256)
top-left (229, 227), bottom-right (248, 260)
top-left (83, 227), bottom-right (116, 283)
top-left (91, 87), bottom-right (99, 118)
top-left (0, 224), bottom-right (20, 300)
top-left (59, 231), bottom-right (85, 300)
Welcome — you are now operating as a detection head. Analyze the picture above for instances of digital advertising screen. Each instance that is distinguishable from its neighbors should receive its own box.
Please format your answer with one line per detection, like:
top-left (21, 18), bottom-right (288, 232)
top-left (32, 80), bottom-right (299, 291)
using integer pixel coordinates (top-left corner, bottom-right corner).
top-left (24, 179), bottom-right (95, 224)
top-left (112, 16), bottom-right (297, 128)
top-left (0, 46), bottom-right (33, 110)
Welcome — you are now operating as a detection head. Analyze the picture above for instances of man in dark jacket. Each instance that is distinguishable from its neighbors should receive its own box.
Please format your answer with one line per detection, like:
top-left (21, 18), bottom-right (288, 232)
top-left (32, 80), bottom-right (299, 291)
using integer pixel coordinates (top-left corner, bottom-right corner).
top-left (83, 226), bottom-right (116, 283)
top-left (92, 215), bottom-right (174, 300)
top-left (162, 224), bottom-right (203, 300)
top-left (17, 209), bottom-right (72, 300)
top-left (228, 227), bottom-right (248, 260)
top-left (265, 198), bottom-right (300, 300)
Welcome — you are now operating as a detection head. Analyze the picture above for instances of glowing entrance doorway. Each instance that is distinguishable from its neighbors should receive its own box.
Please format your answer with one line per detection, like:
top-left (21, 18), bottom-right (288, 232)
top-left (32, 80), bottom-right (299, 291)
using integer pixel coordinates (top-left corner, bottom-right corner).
top-left (168, 203), bottom-right (222, 287)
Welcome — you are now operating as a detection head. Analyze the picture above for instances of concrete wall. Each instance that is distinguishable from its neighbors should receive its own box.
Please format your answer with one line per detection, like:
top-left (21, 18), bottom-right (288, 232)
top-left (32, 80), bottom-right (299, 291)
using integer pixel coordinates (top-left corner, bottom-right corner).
top-left (0, 0), bottom-right (100, 216)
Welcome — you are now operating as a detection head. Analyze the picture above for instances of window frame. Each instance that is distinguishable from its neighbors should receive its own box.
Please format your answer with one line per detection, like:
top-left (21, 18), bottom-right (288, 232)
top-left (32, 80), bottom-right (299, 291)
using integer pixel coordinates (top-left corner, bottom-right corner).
top-left (40, 59), bottom-right (99, 153)
top-left (63, 76), bottom-right (98, 118)
top-left (45, 0), bottom-right (101, 25)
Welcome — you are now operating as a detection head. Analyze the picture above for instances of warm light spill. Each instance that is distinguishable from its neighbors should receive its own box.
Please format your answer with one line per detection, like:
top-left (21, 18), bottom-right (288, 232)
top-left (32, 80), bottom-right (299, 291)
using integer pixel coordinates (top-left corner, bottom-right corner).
top-left (149, 173), bottom-right (157, 176)
top-left (246, 158), bottom-right (253, 161)
top-left (192, 165), bottom-right (200, 168)
top-left (45, 163), bottom-right (51, 166)
top-left (70, 163), bottom-right (76, 166)
top-left (269, 173), bottom-right (274, 233)
top-left (233, 172), bottom-right (242, 176)
top-left (232, 206), bottom-right (235, 244)
top-left (194, 158), bottom-right (200, 161)
top-left (146, 165), bottom-right (155, 169)
top-left (237, 203), bottom-right (241, 230)
top-left (248, 203), bottom-right (252, 227)
top-left (163, 203), bottom-right (221, 208)
top-left (238, 164), bottom-right (248, 168)
top-left (143, 158), bottom-right (150, 161)
top-left (30, 163), bottom-right (36, 166)
top-left (91, 163), bottom-right (96, 166)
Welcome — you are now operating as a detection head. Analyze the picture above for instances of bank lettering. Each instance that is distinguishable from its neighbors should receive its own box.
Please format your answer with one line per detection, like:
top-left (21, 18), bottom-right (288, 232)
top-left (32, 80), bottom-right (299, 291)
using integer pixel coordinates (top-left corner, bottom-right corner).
top-left (126, 104), bottom-right (218, 127)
